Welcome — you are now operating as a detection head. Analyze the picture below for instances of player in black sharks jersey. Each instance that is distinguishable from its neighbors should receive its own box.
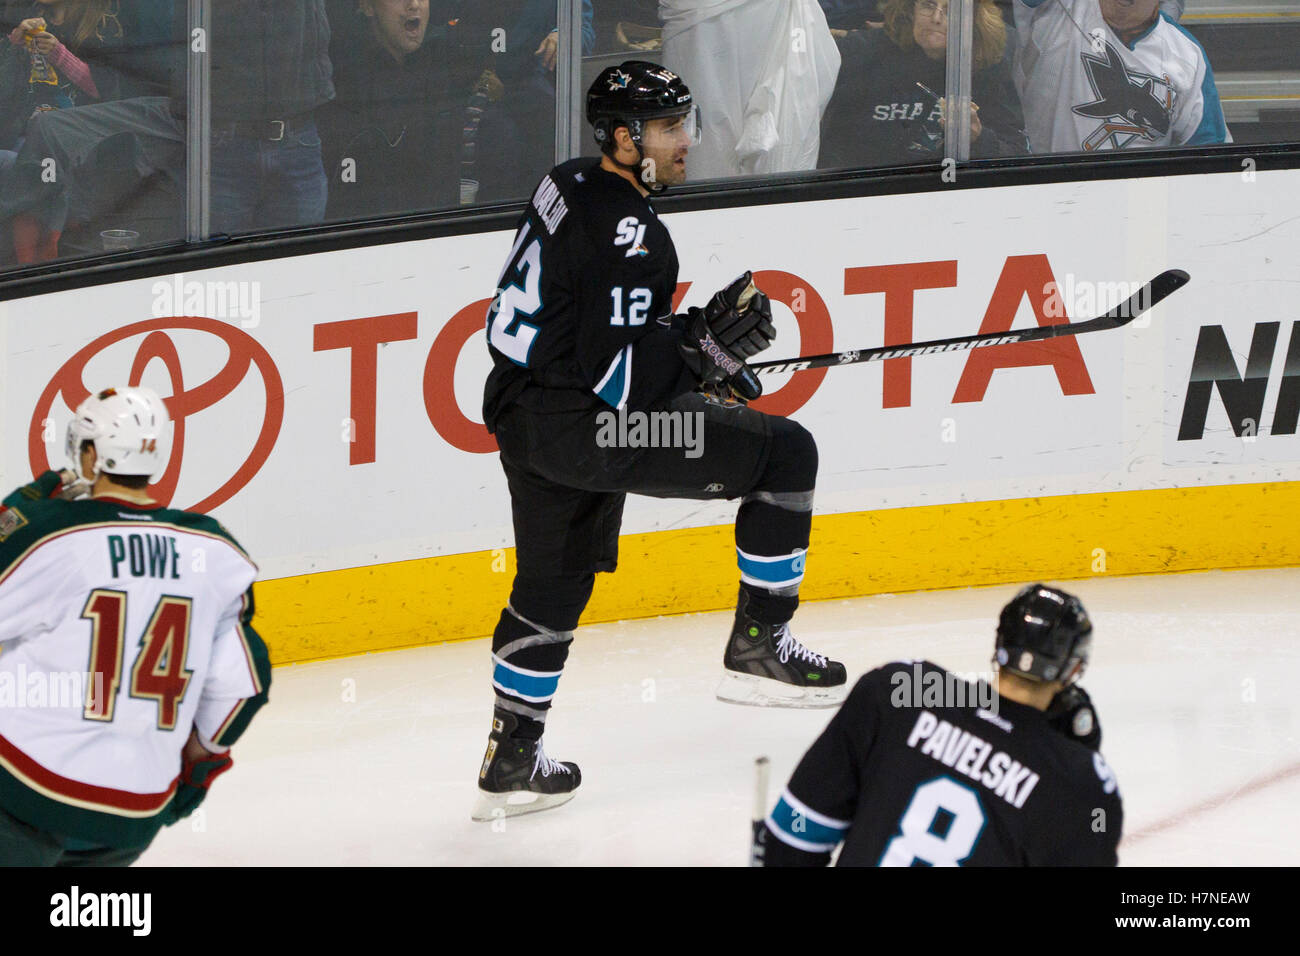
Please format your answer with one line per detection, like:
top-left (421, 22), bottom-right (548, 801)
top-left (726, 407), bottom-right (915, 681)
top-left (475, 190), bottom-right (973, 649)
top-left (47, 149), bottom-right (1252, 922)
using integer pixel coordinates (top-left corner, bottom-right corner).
top-left (757, 584), bottom-right (1122, 865)
top-left (473, 61), bottom-right (845, 821)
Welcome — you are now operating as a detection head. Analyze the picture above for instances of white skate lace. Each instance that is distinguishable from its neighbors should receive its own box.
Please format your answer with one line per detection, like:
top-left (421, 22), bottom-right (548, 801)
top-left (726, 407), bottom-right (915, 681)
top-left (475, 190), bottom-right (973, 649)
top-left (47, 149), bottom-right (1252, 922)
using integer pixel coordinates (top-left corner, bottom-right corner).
top-left (774, 625), bottom-right (828, 669)
top-left (531, 741), bottom-right (571, 780)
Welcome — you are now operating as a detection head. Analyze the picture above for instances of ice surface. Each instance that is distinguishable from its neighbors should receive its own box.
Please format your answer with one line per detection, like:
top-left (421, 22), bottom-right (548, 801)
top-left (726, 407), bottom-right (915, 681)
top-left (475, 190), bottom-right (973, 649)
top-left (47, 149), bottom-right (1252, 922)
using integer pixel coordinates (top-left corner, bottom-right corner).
top-left (139, 569), bottom-right (1300, 866)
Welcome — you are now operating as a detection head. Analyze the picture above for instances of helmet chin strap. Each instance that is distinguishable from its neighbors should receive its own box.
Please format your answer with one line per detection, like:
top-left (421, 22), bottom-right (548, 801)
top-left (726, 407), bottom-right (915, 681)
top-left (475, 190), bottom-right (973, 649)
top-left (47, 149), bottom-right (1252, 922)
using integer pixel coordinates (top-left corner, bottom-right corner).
top-left (608, 123), bottom-right (669, 194)
top-left (611, 148), bottom-right (668, 194)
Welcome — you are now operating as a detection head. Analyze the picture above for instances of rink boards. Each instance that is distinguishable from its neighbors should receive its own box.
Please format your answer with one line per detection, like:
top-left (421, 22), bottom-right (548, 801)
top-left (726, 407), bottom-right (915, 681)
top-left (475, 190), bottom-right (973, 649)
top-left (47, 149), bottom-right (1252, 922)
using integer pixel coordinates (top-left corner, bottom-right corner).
top-left (2, 167), bottom-right (1298, 662)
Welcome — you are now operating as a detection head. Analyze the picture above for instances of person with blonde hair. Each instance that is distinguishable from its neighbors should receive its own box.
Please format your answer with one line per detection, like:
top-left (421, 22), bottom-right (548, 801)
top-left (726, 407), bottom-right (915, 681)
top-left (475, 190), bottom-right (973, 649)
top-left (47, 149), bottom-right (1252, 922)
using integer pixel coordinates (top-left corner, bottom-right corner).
top-left (818, 0), bottom-right (1027, 170)
top-left (4, 0), bottom-right (124, 108)
top-left (0, 0), bottom-right (127, 262)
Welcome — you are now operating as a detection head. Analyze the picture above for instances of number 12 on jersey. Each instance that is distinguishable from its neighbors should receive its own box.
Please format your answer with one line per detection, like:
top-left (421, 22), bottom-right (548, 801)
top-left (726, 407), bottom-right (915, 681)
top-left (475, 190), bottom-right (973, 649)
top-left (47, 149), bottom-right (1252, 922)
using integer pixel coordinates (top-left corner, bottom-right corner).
top-left (489, 224), bottom-right (543, 366)
top-left (610, 287), bottom-right (652, 326)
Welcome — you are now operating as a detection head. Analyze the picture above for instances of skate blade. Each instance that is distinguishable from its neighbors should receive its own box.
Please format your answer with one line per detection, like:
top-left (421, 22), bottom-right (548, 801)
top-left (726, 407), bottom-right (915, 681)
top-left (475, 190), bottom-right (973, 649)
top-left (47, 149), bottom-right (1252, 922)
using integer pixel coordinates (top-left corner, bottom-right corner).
top-left (471, 789), bottom-right (576, 822)
top-left (715, 670), bottom-right (847, 709)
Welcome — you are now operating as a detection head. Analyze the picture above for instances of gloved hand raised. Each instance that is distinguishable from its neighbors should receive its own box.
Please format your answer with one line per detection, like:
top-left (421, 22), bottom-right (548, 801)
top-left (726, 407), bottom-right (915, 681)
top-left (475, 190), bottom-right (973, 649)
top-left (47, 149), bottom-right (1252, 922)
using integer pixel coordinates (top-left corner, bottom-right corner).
top-left (701, 272), bottom-right (775, 359)
top-left (676, 272), bottom-right (773, 403)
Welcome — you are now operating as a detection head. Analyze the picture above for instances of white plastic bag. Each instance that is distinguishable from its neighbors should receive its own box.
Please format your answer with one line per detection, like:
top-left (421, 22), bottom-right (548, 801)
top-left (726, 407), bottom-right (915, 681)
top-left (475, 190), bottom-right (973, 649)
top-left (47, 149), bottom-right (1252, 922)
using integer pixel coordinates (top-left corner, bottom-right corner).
top-left (661, 0), bottom-right (840, 179)
top-left (736, 0), bottom-right (840, 175)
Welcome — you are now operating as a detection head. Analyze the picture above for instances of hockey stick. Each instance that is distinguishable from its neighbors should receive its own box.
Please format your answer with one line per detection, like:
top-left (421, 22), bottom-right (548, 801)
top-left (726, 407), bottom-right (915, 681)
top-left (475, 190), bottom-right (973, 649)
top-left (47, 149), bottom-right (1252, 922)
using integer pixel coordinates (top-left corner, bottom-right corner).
top-left (750, 755), bottom-right (770, 867)
top-left (751, 268), bottom-right (1189, 376)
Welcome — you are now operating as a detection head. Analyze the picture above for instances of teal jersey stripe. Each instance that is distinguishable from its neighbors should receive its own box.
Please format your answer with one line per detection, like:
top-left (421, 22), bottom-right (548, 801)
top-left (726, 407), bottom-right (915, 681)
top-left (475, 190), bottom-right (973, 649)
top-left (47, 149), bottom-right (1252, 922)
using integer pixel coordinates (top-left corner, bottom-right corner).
top-left (736, 549), bottom-right (807, 586)
top-left (492, 658), bottom-right (562, 703)
top-left (769, 795), bottom-right (849, 850)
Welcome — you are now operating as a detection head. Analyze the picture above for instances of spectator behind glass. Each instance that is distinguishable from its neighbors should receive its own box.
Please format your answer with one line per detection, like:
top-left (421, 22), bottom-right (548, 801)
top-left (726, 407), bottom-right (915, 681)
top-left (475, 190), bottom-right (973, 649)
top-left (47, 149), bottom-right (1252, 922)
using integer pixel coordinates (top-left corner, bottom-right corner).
top-left (321, 0), bottom-right (465, 219)
top-left (490, 0), bottom-right (593, 188)
top-left (200, 1), bottom-right (335, 234)
top-left (0, 3), bottom-right (338, 266)
top-left (0, 0), bottom-right (128, 263)
top-left (514, 0), bottom-right (595, 75)
top-left (661, 0), bottom-right (841, 179)
top-left (819, 0), bottom-right (1027, 170)
top-left (3, 1), bottom-right (124, 112)
top-left (1013, 0), bottom-right (1229, 153)
top-left (444, 0), bottom-right (593, 198)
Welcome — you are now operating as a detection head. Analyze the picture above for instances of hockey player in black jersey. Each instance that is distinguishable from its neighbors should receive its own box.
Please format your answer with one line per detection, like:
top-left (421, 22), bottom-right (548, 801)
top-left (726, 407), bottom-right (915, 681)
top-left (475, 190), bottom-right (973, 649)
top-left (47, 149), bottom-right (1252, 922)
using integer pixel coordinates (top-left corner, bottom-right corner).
top-left (473, 61), bottom-right (846, 821)
top-left (757, 585), bottom-right (1123, 865)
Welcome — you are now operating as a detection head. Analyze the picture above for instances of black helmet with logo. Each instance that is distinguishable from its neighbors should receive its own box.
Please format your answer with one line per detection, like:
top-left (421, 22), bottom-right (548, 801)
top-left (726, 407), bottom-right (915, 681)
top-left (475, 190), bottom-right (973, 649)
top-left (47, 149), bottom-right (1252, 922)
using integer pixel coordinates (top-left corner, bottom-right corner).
top-left (587, 60), bottom-right (696, 153)
top-left (994, 584), bottom-right (1093, 683)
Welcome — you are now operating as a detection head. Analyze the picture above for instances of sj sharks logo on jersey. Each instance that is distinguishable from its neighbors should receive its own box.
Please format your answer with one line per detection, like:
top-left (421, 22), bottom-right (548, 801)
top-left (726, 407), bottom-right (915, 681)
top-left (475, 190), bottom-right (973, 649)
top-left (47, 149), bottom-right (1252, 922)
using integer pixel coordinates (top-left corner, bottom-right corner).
top-left (1073, 42), bottom-right (1174, 150)
top-left (614, 216), bottom-right (649, 257)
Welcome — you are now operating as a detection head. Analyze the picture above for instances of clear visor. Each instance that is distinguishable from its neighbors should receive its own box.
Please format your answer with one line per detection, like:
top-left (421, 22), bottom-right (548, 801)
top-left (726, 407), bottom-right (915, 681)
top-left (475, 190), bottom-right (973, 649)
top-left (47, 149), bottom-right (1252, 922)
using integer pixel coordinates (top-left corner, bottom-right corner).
top-left (641, 105), bottom-right (702, 149)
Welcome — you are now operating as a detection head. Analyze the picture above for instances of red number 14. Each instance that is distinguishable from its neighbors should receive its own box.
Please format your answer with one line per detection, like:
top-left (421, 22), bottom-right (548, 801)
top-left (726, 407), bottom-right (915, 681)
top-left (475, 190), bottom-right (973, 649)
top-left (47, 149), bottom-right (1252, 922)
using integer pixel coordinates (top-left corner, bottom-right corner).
top-left (81, 590), bottom-right (193, 729)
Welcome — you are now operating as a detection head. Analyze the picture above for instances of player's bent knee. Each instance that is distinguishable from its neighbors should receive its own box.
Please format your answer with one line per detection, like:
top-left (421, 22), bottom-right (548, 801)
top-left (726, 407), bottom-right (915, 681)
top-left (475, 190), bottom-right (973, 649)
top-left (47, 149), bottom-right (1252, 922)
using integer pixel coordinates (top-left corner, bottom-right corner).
top-left (758, 417), bottom-right (818, 493)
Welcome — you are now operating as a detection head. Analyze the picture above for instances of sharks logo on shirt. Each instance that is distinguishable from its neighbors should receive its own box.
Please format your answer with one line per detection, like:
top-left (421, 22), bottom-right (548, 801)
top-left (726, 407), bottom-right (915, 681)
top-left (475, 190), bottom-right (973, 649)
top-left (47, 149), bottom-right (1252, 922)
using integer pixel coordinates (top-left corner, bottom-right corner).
top-left (1072, 42), bottom-right (1174, 150)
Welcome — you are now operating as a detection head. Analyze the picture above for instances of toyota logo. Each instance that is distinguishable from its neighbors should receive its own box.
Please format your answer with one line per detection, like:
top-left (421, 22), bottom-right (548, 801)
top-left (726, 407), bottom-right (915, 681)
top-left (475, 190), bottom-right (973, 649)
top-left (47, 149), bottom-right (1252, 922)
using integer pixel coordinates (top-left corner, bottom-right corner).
top-left (30, 318), bottom-right (284, 513)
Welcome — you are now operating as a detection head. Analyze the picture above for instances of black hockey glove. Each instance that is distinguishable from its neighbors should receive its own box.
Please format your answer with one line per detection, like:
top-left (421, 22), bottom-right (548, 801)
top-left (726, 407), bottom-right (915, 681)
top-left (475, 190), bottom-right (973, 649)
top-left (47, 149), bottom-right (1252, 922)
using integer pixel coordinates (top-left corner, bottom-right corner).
top-left (678, 309), bottom-right (763, 402)
top-left (1045, 685), bottom-right (1102, 751)
top-left (703, 272), bottom-right (776, 359)
top-left (676, 272), bottom-right (773, 403)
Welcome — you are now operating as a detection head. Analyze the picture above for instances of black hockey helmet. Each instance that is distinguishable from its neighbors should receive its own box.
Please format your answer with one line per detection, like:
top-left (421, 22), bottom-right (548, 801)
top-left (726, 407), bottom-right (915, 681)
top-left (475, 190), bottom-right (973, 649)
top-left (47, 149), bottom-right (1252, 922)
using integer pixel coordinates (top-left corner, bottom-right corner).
top-left (587, 60), bottom-right (699, 154)
top-left (993, 584), bottom-right (1093, 684)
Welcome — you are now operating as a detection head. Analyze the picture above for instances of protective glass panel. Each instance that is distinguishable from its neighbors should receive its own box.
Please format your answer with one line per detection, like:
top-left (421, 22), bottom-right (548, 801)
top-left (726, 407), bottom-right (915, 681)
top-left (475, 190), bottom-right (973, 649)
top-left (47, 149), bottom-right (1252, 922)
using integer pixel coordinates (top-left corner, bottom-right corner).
top-left (645, 0), bottom-right (853, 179)
top-left (1168, 1), bottom-right (1300, 147)
top-left (580, 0), bottom-right (980, 180)
top-left (0, 0), bottom-right (186, 270)
top-left (1003, 0), bottom-right (1300, 156)
top-left (818, 0), bottom-right (1024, 170)
top-left (319, 0), bottom-right (569, 224)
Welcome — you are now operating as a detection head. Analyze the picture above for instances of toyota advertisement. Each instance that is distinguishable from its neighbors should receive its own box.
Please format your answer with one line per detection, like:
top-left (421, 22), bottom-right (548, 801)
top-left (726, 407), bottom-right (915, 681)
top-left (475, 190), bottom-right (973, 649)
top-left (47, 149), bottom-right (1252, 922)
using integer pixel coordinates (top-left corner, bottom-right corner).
top-left (3, 168), bottom-right (1298, 654)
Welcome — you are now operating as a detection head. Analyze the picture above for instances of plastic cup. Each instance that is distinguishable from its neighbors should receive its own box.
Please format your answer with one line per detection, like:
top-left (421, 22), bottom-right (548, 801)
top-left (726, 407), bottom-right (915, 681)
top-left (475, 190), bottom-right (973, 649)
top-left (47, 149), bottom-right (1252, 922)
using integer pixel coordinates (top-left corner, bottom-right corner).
top-left (100, 229), bottom-right (140, 252)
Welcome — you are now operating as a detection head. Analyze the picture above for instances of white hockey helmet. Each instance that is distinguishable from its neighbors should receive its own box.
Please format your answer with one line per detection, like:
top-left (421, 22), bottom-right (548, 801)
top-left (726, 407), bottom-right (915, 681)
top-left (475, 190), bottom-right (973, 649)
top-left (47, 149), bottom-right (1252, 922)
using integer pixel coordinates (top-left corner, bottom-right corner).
top-left (65, 386), bottom-right (170, 480)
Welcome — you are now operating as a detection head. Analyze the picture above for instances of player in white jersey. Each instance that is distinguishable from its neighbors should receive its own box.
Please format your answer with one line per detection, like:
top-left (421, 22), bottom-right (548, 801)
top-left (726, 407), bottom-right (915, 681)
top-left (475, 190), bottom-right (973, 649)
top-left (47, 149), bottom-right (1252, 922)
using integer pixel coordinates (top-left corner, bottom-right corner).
top-left (0, 387), bottom-right (270, 866)
top-left (1013, 0), bottom-right (1230, 153)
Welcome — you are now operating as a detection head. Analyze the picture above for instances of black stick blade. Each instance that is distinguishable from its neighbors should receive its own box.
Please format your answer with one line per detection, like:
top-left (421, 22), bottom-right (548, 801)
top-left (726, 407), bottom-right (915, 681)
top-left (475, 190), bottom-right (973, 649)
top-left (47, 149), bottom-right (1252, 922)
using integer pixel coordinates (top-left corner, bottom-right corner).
top-left (753, 268), bottom-right (1191, 374)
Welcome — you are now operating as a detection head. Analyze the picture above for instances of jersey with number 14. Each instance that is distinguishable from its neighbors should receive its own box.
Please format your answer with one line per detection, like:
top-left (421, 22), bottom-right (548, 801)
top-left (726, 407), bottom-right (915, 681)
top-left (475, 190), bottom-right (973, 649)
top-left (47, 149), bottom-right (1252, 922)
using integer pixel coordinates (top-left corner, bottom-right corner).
top-left (764, 660), bottom-right (1123, 866)
top-left (483, 158), bottom-right (695, 431)
top-left (0, 473), bottom-right (271, 847)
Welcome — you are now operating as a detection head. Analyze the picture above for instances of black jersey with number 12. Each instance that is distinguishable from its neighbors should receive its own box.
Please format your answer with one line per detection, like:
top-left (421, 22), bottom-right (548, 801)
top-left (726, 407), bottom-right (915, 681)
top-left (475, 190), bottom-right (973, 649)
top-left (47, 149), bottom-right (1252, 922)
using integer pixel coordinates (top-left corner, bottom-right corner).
top-left (482, 158), bottom-right (695, 432)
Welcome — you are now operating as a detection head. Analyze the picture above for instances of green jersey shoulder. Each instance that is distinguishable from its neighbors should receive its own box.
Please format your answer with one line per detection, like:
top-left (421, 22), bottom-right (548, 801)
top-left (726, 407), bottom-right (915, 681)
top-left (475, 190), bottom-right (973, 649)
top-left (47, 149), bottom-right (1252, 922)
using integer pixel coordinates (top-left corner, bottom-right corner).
top-left (0, 472), bottom-right (254, 571)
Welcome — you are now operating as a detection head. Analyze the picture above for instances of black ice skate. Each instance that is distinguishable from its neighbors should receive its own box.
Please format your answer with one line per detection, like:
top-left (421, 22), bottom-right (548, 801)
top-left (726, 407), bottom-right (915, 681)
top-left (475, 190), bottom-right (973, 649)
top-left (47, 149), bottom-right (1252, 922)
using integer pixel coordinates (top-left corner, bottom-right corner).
top-left (471, 710), bottom-right (581, 822)
top-left (717, 593), bottom-right (847, 708)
